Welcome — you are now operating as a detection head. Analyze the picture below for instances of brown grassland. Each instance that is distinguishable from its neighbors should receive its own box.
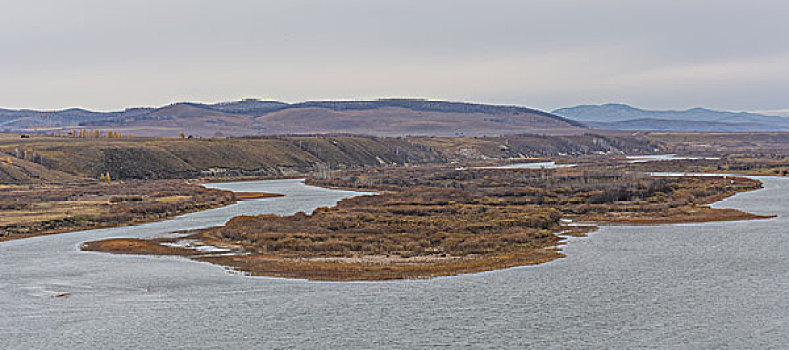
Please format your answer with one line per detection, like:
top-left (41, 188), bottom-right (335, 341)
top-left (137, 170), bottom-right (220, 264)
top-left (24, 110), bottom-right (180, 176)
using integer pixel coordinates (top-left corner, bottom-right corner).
top-left (0, 180), bottom-right (237, 241)
top-left (84, 164), bottom-right (770, 281)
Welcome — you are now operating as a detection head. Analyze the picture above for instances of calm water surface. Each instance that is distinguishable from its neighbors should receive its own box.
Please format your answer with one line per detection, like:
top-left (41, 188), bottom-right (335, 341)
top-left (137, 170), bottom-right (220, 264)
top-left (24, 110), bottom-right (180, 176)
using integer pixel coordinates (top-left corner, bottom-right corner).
top-left (627, 154), bottom-right (721, 163)
top-left (1, 177), bottom-right (787, 349)
top-left (475, 161), bottom-right (577, 169)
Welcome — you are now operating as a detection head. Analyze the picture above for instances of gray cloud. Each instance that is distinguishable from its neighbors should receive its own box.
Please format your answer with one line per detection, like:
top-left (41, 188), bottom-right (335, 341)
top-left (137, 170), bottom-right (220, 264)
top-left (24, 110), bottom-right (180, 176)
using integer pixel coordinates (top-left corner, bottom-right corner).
top-left (1, 0), bottom-right (788, 112)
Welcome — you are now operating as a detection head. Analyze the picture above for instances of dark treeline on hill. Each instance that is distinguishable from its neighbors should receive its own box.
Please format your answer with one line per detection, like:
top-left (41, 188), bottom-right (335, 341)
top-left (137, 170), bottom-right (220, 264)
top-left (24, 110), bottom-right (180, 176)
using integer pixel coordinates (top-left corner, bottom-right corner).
top-left (0, 133), bottom-right (657, 184)
top-left (0, 99), bottom-right (585, 137)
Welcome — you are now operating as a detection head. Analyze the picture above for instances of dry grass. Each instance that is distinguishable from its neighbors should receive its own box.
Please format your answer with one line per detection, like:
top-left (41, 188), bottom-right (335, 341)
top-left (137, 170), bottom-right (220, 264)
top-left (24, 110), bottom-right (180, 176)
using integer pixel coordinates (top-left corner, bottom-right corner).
top-left (234, 192), bottom-right (284, 200)
top-left (0, 180), bottom-right (236, 241)
top-left (195, 249), bottom-right (564, 281)
top-left (82, 164), bottom-right (768, 281)
top-left (81, 238), bottom-right (201, 256)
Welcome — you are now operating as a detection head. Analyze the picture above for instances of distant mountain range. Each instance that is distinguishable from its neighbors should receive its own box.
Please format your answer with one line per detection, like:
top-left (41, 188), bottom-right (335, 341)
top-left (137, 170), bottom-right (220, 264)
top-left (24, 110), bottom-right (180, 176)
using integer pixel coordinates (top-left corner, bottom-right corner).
top-left (5, 100), bottom-right (787, 136)
top-left (553, 104), bottom-right (789, 132)
top-left (0, 99), bottom-right (585, 137)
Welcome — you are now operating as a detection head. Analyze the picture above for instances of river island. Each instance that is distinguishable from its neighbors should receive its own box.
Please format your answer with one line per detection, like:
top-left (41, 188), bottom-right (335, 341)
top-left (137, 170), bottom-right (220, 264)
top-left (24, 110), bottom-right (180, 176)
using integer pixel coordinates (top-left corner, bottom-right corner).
top-left (81, 164), bottom-right (772, 281)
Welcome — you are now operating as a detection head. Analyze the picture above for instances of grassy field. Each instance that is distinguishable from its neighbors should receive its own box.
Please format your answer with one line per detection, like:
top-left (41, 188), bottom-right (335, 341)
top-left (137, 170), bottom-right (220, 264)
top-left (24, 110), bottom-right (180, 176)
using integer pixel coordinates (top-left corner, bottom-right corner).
top-left (0, 180), bottom-right (237, 241)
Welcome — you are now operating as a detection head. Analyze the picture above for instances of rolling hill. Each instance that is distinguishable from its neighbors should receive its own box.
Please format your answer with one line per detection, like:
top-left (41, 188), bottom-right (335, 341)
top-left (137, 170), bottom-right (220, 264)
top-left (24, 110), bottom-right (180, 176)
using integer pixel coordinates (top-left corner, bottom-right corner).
top-left (1, 99), bottom-right (585, 137)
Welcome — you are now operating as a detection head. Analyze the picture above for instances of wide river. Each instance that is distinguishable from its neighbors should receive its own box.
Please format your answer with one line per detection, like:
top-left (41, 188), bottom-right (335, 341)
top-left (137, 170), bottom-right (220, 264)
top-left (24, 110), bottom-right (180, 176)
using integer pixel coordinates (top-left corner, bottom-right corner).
top-left (1, 177), bottom-right (787, 349)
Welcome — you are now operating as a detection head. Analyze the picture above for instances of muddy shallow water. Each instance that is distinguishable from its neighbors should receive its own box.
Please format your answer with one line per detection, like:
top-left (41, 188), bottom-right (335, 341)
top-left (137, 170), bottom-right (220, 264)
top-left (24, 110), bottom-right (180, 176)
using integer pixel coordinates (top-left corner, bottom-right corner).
top-left (1, 177), bottom-right (787, 349)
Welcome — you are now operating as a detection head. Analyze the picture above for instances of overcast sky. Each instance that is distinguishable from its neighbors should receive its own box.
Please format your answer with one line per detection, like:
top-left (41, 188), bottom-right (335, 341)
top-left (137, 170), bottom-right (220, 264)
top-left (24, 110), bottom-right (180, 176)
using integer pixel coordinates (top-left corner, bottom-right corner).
top-left (1, 0), bottom-right (788, 113)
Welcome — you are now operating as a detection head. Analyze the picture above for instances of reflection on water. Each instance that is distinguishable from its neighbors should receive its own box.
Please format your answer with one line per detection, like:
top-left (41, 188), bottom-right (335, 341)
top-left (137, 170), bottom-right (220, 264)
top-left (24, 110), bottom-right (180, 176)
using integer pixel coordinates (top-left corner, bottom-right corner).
top-left (649, 172), bottom-right (735, 177)
top-left (627, 154), bottom-right (721, 163)
top-left (1, 177), bottom-right (788, 349)
top-left (475, 161), bottom-right (577, 169)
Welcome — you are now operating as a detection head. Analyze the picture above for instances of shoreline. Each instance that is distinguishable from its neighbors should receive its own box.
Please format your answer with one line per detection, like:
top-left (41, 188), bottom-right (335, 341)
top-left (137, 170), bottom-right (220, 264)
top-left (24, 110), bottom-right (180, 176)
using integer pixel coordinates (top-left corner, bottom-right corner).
top-left (0, 200), bottom-right (237, 243)
top-left (80, 176), bottom-right (771, 281)
top-left (0, 183), bottom-right (283, 243)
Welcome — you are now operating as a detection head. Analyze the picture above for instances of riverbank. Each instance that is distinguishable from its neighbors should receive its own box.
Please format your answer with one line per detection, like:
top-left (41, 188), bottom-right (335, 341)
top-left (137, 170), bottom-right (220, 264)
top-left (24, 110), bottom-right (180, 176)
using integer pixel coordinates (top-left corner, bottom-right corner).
top-left (0, 180), bottom-right (281, 242)
top-left (81, 224), bottom-right (595, 281)
top-left (81, 237), bottom-right (567, 281)
top-left (81, 166), bottom-right (771, 281)
top-left (571, 187), bottom-right (775, 225)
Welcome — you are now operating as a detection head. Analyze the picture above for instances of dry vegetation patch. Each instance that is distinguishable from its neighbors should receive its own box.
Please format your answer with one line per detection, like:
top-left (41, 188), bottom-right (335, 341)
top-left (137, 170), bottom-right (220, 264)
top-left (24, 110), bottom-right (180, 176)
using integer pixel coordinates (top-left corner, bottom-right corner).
top-left (84, 165), bottom-right (769, 281)
top-left (0, 180), bottom-right (236, 241)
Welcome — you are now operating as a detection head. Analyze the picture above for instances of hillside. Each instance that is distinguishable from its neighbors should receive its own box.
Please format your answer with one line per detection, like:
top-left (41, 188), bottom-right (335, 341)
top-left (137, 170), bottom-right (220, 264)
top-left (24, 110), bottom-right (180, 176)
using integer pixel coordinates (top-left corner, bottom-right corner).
top-left (1, 99), bottom-right (585, 137)
top-left (553, 104), bottom-right (789, 132)
top-left (0, 133), bottom-right (654, 184)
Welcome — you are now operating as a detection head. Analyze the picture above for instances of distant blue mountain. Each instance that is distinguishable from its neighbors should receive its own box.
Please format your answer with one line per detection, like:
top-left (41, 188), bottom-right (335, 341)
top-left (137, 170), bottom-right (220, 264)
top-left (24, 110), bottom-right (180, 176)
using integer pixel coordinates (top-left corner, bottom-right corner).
top-left (553, 104), bottom-right (789, 132)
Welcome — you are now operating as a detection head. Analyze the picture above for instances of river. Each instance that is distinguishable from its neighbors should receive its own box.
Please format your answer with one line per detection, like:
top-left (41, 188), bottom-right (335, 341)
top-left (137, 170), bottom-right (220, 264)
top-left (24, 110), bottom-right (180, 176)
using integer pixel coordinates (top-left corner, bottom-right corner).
top-left (626, 154), bottom-right (721, 163)
top-left (1, 177), bottom-right (787, 349)
top-left (475, 161), bottom-right (577, 169)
